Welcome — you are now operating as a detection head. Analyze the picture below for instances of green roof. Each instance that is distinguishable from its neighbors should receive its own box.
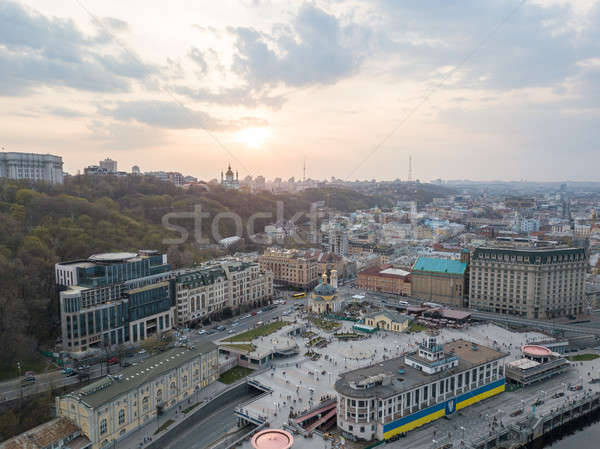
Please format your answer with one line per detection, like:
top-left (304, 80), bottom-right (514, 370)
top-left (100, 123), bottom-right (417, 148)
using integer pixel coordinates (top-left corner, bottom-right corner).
top-left (412, 257), bottom-right (467, 275)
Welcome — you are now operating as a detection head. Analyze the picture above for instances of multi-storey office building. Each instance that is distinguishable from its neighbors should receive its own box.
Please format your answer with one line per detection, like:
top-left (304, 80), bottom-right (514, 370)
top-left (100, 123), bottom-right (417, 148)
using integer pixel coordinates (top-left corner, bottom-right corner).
top-left (335, 338), bottom-right (506, 441)
top-left (258, 248), bottom-right (319, 290)
top-left (57, 345), bottom-right (218, 449)
top-left (174, 260), bottom-right (273, 326)
top-left (0, 151), bottom-right (64, 184)
top-left (469, 246), bottom-right (586, 319)
top-left (56, 251), bottom-right (174, 353)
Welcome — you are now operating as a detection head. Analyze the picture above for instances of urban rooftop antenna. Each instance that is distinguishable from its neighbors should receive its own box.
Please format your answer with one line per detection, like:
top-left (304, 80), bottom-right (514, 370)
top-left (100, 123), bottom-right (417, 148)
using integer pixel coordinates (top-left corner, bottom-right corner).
top-left (408, 155), bottom-right (413, 182)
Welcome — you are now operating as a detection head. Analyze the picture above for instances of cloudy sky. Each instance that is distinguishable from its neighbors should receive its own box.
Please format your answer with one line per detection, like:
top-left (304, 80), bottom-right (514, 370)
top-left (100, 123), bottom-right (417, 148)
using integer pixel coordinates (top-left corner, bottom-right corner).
top-left (1, 0), bottom-right (599, 182)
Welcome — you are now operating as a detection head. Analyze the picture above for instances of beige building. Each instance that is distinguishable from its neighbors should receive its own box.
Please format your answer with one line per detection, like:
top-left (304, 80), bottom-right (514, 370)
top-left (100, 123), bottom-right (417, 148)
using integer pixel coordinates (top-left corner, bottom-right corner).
top-left (469, 246), bottom-right (586, 319)
top-left (411, 257), bottom-right (467, 307)
top-left (364, 310), bottom-right (413, 332)
top-left (175, 260), bottom-right (273, 325)
top-left (56, 345), bottom-right (218, 449)
top-left (259, 248), bottom-right (319, 290)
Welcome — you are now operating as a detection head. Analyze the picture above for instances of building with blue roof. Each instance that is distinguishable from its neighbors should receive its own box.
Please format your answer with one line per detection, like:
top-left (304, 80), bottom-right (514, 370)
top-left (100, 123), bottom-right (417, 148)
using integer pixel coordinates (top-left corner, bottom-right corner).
top-left (411, 257), bottom-right (468, 307)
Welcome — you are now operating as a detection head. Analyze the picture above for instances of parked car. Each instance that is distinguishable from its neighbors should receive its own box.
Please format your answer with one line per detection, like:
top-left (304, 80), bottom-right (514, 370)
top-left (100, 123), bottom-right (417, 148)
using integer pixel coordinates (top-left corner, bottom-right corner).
top-left (228, 329), bottom-right (234, 334)
top-left (216, 325), bottom-right (226, 331)
top-left (198, 329), bottom-right (207, 335)
top-left (62, 368), bottom-right (77, 377)
top-left (107, 357), bottom-right (120, 365)
top-left (138, 349), bottom-right (147, 355)
top-left (251, 311), bottom-right (257, 316)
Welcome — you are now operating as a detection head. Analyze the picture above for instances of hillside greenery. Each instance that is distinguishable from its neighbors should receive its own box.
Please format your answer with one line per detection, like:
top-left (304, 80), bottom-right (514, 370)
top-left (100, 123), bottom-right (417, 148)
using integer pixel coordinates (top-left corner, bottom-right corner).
top-left (0, 175), bottom-right (450, 373)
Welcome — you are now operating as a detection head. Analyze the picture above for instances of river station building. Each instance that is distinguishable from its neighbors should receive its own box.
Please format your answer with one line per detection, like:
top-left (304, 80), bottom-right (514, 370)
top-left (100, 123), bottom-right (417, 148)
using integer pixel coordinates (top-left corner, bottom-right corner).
top-left (335, 337), bottom-right (507, 441)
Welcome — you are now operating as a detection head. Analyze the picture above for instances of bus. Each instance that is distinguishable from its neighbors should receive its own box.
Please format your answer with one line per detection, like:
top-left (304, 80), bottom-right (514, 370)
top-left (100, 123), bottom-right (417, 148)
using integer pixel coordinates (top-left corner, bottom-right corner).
top-left (292, 292), bottom-right (306, 299)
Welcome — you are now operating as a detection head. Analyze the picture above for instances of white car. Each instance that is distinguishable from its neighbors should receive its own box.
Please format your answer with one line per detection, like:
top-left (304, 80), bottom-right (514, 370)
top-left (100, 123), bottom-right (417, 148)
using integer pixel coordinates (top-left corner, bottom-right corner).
top-left (198, 330), bottom-right (207, 335)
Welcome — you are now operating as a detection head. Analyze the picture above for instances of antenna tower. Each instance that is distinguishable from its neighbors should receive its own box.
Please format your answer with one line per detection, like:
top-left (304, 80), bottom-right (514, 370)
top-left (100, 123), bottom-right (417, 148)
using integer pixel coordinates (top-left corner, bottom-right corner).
top-left (303, 156), bottom-right (306, 182)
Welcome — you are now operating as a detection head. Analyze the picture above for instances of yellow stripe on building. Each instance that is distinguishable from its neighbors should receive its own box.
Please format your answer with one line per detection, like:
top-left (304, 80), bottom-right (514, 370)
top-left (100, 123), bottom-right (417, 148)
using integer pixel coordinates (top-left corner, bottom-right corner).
top-left (456, 384), bottom-right (505, 410)
top-left (383, 408), bottom-right (445, 439)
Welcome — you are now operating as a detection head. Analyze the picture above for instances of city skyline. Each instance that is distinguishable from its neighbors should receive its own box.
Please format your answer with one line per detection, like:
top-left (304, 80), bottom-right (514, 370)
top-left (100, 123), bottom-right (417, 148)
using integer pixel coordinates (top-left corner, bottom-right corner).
top-left (2, 0), bottom-right (600, 182)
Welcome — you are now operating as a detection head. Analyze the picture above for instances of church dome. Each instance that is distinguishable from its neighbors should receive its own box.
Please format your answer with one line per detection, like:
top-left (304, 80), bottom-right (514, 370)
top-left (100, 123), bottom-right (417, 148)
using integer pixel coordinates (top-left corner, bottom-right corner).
top-left (313, 282), bottom-right (336, 297)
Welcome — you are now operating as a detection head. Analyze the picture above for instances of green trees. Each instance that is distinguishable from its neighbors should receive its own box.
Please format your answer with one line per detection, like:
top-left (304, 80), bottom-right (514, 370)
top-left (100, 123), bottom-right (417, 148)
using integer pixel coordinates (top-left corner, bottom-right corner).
top-left (0, 175), bottom-right (447, 373)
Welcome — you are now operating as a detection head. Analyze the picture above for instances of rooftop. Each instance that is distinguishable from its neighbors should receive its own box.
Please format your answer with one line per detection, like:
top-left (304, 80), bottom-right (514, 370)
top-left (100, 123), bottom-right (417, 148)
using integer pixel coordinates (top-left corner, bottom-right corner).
top-left (66, 344), bottom-right (216, 409)
top-left (88, 252), bottom-right (139, 263)
top-left (335, 339), bottom-right (506, 399)
top-left (412, 257), bottom-right (467, 275)
top-left (365, 310), bottom-right (412, 323)
top-left (358, 264), bottom-right (410, 279)
top-left (0, 418), bottom-right (84, 449)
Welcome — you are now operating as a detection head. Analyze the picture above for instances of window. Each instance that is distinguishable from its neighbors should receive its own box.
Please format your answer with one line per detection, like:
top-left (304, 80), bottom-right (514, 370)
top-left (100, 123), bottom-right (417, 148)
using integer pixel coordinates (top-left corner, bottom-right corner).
top-left (156, 389), bottom-right (163, 404)
top-left (100, 419), bottom-right (107, 435)
top-left (143, 396), bottom-right (149, 412)
top-left (118, 409), bottom-right (125, 425)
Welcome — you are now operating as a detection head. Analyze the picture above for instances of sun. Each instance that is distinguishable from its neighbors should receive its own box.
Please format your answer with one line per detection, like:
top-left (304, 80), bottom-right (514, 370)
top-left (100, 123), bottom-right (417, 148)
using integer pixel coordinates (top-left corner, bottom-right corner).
top-left (235, 127), bottom-right (271, 149)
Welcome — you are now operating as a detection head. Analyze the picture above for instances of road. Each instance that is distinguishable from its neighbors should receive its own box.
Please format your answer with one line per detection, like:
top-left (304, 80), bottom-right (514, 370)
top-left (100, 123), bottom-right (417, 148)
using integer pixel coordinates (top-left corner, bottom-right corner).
top-left (335, 284), bottom-right (600, 337)
top-left (160, 391), bottom-right (255, 449)
top-left (0, 296), bottom-right (295, 403)
top-left (0, 362), bottom-right (123, 402)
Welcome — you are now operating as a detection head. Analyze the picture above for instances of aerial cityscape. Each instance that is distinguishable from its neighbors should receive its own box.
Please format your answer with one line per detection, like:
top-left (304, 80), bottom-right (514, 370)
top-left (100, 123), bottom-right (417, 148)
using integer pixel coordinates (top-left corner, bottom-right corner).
top-left (2, 1), bottom-right (600, 449)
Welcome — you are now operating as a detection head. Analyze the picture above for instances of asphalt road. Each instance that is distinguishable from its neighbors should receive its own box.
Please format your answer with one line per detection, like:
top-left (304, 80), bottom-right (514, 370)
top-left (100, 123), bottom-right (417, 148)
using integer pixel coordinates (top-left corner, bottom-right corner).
top-left (0, 298), bottom-right (294, 403)
top-left (160, 391), bottom-right (255, 449)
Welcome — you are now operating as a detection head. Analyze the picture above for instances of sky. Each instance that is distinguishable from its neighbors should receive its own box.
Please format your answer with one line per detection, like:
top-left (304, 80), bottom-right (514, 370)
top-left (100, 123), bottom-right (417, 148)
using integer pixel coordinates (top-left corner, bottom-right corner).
top-left (1, 0), bottom-right (600, 182)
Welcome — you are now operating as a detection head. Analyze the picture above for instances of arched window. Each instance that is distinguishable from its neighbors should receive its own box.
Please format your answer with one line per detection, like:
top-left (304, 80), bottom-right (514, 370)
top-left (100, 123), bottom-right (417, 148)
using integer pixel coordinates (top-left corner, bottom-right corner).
top-left (118, 409), bottom-right (125, 425)
top-left (156, 389), bottom-right (163, 404)
top-left (100, 419), bottom-right (107, 435)
top-left (142, 396), bottom-right (149, 412)
top-left (170, 381), bottom-right (177, 395)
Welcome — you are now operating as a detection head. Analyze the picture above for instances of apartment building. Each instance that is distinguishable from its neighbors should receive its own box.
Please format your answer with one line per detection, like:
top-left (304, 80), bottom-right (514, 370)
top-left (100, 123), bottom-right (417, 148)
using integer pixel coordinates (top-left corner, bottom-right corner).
top-left (258, 248), bottom-right (320, 290)
top-left (175, 260), bottom-right (273, 326)
top-left (469, 246), bottom-right (586, 319)
top-left (56, 251), bottom-right (175, 353)
top-left (57, 345), bottom-right (218, 449)
top-left (0, 151), bottom-right (64, 184)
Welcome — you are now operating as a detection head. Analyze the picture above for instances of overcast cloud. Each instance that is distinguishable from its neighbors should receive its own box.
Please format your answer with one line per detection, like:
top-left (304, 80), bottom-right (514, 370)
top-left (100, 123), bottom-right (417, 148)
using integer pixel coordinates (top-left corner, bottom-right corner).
top-left (0, 0), bottom-right (599, 180)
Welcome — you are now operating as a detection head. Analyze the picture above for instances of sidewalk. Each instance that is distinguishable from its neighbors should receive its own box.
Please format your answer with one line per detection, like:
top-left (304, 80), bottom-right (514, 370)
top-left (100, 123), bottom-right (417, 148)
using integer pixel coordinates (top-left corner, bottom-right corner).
top-left (116, 381), bottom-right (229, 449)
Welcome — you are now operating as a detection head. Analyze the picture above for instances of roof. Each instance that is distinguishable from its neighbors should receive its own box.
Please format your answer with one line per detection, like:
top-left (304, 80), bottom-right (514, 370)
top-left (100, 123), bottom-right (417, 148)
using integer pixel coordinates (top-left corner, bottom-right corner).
top-left (313, 282), bottom-right (336, 297)
top-left (508, 358), bottom-right (540, 370)
top-left (380, 267), bottom-right (410, 277)
top-left (365, 310), bottom-right (412, 323)
top-left (0, 418), bottom-right (83, 449)
top-left (88, 252), bottom-right (138, 263)
top-left (335, 339), bottom-right (506, 399)
top-left (412, 257), bottom-right (467, 275)
top-left (358, 265), bottom-right (410, 279)
top-left (64, 344), bottom-right (216, 409)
